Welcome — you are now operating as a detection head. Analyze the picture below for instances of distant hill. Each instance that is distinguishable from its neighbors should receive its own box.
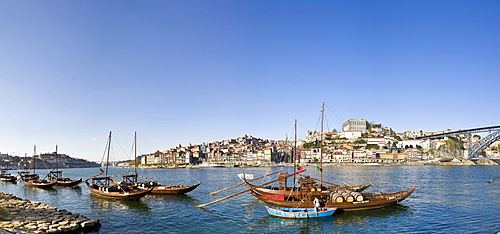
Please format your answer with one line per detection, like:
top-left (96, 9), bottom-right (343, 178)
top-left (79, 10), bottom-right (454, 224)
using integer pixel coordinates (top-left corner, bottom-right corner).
top-left (0, 152), bottom-right (100, 169)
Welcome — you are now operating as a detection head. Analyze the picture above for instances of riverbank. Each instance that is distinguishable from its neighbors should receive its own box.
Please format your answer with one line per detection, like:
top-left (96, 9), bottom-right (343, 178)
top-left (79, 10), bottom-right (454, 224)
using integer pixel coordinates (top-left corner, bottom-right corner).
top-left (0, 192), bottom-right (100, 233)
top-left (137, 159), bottom-right (498, 169)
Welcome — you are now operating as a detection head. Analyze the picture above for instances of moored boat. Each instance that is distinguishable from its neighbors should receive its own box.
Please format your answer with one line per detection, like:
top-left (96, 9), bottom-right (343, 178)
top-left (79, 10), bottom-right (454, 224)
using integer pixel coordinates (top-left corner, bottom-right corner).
top-left (137, 181), bottom-right (201, 194)
top-left (22, 145), bottom-right (56, 188)
top-left (0, 170), bottom-right (17, 183)
top-left (25, 179), bottom-right (57, 188)
top-left (246, 175), bottom-right (372, 197)
top-left (121, 132), bottom-right (201, 195)
top-left (265, 206), bottom-right (337, 219)
top-left (19, 172), bottom-right (39, 182)
top-left (250, 186), bottom-right (416, 212)
top-left (48, 170), bottom-right (83, 187)
top-left (85, 132), bottom-right (152, 200)
top-left (47, 145), bottom-right (82, 187)
top-left (86, 177), bottom-right (152, 200)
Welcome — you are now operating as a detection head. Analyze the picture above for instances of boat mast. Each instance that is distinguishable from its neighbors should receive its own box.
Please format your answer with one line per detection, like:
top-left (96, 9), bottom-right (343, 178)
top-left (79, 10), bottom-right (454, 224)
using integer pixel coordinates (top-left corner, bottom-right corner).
top-left (105, 131), bottom-right (112, 186)
top-left (320, 102), bottom-right (324, 187)
top-left (134, 131), bottom-right (137, 183)
top-left (55, 145), bottom-right (58, 172)
top-left (292, 119), bottom-right (296, 185)
top-left (24, 153), bottom-right (27, 172)
top-left (33, 145), bottom-right (36, 174)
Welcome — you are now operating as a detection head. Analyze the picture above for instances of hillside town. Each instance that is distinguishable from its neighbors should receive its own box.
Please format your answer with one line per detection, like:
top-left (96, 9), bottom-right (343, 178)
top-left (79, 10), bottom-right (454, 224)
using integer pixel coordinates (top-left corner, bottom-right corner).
top-left (1, 118), bottom-right (498, 169)
top-left (0, 151), bottom-right (100, 169)
top-left (139, 118), bottom-right (500, 168)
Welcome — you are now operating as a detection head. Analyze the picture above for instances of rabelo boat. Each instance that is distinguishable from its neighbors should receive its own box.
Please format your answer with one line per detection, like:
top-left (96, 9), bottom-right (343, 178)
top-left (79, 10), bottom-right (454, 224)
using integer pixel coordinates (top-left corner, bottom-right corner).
top-left (85, 132), bottom-right (151, 200)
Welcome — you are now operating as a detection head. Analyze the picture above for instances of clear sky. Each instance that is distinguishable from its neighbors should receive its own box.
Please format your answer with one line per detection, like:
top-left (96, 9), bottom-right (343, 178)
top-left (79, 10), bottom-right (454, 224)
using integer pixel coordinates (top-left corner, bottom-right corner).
top-left (1, 1), bottom-right (500, 162)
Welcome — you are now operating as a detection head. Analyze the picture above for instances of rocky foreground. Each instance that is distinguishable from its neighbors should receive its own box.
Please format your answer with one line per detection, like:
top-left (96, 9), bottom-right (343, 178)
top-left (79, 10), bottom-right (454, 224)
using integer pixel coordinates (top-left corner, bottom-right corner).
top-left (0, 192), bottom-right (100, 233)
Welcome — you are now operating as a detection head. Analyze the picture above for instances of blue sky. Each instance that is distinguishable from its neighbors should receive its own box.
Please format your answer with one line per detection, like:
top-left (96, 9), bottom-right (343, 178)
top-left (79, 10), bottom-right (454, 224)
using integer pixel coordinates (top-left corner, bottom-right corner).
top-left (1, 1), bottom-right (499, 161)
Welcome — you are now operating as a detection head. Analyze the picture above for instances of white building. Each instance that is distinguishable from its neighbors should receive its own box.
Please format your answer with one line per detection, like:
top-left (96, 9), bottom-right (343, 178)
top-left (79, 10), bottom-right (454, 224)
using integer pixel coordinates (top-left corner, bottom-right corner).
top-left (340, 130), bottom-right (363, 139)
top-left (342, 118), bottom-right (369, 132)
top-left (367, 137), bottom-right (394, 148)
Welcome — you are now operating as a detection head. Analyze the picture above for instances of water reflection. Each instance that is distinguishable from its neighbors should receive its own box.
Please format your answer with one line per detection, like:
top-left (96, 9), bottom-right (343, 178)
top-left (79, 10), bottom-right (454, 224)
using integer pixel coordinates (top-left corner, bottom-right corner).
top-left (21, 186), bottom-right (58, 196)
top-left (251, 204), bottom-right (411, 233)
top-left (333, 204), bottom-right (411, 227)
top-left (243, 199), bottom-right (262, 220)
top-left (145, 193), bottom-right (198, 203)
top-left (252, 214), bottom-right (331, 234)
top-left (89, 194), bottom-right (151, 213)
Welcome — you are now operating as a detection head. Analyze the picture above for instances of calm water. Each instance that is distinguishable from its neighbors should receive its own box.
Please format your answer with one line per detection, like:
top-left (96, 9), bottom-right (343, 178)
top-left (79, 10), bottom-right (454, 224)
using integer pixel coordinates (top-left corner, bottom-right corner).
top-left (1, 165), bottom-right (499, 234)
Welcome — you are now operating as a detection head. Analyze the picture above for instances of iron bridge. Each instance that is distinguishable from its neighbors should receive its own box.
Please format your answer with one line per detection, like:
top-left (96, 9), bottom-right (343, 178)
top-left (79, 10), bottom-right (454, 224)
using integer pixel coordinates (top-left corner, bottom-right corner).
top-left (416, 125), bottom-right (500, 159)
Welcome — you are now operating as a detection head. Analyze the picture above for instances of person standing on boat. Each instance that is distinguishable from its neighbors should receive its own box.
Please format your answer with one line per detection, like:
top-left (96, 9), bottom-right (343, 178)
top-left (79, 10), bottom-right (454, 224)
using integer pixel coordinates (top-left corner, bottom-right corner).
top-left (314, 197), bottom-right (320, 212)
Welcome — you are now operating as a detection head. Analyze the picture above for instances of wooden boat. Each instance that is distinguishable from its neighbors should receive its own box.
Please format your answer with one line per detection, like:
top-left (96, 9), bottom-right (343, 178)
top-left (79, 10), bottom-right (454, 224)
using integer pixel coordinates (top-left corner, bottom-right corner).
top-left (47, 145), bottom-right (82, 187)
top-left (136, 181), bottom-right (201, 194)
top-left (85, 132), bottom-right (152, 200)
top-left (86, 177), bottom-right (152, 200)
top-left (19, 153), bottom-right (39, 182)
top-left (25, 179), bottom-right (57, 188)
top-left (248, 175), bottom-right (372, 197)
top-left (250, 186), bottom-right (416, 212)
top-left (22, 145), bottom-right (56, 188)
top-left (265, 206), bottom-right (337, 219)
top-left (19, 171), bottom-right (39, 182)
top-left (0, 170), bottom-right (17, 182)
top-left (121, 132), bottom-right (201, 195)
top-left (248, 183), bottom-right (371, 197)
top-left (48, 170), bottom-right (83, 187)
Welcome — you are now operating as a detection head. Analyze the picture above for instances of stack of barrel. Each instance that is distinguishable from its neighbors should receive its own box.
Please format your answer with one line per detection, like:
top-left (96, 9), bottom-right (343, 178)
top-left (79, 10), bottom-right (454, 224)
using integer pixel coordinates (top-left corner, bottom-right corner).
top-left (329, 190), bottom-right (364, 203)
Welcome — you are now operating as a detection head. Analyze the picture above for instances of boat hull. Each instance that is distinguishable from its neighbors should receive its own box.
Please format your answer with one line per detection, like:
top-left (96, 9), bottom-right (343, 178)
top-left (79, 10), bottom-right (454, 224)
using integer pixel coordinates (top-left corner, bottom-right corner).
top-left (56, 178), bottom-right (83, 187)
top-left (253, 183), bottom-right (372, 197)
top-left (0, 177), bottom-right (17, 183)
top-left (25, 180), bottom-right (57, 188)
top-left (151, 182), bottom-right (201, 194)
top-left (265, 206), bottom-right (337, 218)
top-left (252, 186), bottom-right (416, 212)
top-left (86, 182), bottom-right (152, 200)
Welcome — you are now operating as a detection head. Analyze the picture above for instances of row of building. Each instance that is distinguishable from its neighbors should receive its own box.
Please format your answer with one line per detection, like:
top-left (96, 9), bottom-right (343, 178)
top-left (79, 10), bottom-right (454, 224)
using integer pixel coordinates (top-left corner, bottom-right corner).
top-left (138, 118), bottom-right (498, 167)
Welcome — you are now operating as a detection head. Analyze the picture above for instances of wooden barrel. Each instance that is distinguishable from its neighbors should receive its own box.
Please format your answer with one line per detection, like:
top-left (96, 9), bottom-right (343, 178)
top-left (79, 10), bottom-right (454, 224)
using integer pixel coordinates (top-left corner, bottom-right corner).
top-left (341, 192), bottom-right (354, 203)
top-left (330, 193), bottom-right (344, 203)
top-left (351, 192), bottom-right (364, 202)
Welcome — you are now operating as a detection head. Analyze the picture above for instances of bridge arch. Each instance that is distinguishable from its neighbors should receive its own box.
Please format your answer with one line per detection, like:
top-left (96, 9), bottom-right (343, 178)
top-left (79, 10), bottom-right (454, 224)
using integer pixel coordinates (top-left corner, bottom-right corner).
top-left (468, 131), bottom-right (500, 159)
top-left (416, 125), bottom-right (500, 159)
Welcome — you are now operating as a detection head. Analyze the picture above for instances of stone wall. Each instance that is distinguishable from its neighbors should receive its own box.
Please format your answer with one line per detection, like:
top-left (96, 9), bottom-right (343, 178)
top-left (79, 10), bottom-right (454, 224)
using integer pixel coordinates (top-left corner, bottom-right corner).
top-left (0, 192), bottom-right (100, 233)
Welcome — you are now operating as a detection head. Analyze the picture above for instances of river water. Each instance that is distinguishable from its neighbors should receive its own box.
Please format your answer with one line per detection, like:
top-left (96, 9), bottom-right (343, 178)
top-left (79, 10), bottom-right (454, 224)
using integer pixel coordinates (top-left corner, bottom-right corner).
top-left (0, 165), bottom-right (499, 234)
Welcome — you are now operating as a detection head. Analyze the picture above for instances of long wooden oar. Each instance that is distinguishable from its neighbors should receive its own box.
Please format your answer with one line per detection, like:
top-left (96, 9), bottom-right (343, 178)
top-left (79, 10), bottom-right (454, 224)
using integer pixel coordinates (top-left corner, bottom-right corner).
top-left (194, 169), bottom-right (306, 208)
top-left (138, 174), bottom-right (155, 182)
top-left (209, 169), bottom-right (285, 195)
top-left (290, 175), bottom-right (340, 187)
top-left (488, 175), bottom-right (500, 183)
top-left (71, 171), bottom-right (105, 188)
top-left (111, 170), bottom-right (131, 179)
top-left (71, 170), bottom-right (131, 188)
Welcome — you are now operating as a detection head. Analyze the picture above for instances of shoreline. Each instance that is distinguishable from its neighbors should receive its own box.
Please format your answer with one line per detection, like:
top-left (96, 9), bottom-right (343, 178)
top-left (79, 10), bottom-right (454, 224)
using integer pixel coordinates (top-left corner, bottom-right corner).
top-left (0, 192), bottom-right (100, 233)
top-left (137, 159), bottom-right (499, 169)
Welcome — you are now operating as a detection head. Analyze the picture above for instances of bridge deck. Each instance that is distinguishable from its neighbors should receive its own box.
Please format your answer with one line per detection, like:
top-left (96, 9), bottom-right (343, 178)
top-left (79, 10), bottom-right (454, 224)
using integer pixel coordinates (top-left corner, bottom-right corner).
top-left (417, 125), bottom-right (500, 139)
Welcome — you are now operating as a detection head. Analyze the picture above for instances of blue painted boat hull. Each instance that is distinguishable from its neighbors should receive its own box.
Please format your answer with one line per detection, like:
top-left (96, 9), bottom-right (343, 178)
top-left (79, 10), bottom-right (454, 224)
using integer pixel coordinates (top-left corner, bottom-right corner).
top-left (265, 206), bottom-right (337, 219)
